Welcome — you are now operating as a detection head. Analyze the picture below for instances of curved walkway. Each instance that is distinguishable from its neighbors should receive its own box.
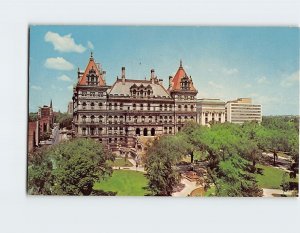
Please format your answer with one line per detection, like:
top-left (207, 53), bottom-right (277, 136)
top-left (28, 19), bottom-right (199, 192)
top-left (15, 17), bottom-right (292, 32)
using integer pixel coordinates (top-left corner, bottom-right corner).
top-left (172, 178), bottom-right (202, 197)
top-left (263, 188), bottom-right (293, 197)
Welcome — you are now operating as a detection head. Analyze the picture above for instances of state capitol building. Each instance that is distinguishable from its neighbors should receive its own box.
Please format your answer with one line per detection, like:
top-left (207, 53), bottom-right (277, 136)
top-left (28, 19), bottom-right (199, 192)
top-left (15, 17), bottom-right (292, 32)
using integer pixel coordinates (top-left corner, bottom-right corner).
top-left (72, 53), bottom-right (261, 151)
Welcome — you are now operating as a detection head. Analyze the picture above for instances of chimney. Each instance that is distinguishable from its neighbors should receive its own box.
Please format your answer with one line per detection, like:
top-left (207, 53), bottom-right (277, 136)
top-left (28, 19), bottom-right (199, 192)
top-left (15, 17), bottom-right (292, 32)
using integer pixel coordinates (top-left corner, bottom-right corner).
top-left (169, 76), bottom-right (173, 88)
top-left (150, 69), bottom-right (155, 84)
top-left (77, 67), bottom-right (80, 80)
top-left (121, 67), bottom-right (126, 85)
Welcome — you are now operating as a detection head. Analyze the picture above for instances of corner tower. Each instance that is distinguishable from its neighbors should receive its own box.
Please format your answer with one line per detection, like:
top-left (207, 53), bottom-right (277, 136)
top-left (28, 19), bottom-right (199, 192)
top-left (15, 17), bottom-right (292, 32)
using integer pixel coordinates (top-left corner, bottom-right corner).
top-left (168, 60), bottom-right (198, 132)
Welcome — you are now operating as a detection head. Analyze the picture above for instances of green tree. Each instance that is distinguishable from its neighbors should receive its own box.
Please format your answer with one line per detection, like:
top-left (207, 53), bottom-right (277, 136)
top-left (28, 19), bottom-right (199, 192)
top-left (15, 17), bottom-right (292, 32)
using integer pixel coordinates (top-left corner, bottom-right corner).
top-left (281, 172), bottom-right (290, 195)
top-left (145, 136), bottom-right (188, 196)
top-left (28, 138), bottom-right (115, 195)
top-left (211, 155), bottom-right (262, 197)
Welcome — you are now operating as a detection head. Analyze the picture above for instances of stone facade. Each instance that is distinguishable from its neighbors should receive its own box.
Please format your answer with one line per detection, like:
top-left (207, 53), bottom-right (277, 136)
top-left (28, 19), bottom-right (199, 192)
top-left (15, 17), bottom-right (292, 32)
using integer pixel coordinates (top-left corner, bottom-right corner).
top-left (197, 99), bottom-right (226, 125)
top-left (72, 55), bottom-right (198, 151)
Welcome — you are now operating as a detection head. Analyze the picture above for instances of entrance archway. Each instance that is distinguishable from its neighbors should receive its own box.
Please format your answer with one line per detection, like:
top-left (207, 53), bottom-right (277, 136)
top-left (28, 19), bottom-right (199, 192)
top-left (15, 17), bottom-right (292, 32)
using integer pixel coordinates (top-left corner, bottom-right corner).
top-left (151, 128), bottom-right (155, 136)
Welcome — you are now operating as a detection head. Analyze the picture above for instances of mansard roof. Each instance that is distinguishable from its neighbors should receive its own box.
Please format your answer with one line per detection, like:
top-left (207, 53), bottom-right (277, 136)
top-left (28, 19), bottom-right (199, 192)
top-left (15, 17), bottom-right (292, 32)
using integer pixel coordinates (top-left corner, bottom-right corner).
top-left (109, 79), bottom-right (170, 97)
top-left (78, 53), bottom-right (105, 86)
top-left (168, 60), bottom-right (197, 92)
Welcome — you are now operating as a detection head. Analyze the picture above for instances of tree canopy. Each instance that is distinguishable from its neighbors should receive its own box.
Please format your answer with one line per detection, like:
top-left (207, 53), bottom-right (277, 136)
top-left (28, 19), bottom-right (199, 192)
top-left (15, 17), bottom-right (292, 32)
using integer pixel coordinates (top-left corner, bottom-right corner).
top-left (28, 138), bottom-right (115, 195)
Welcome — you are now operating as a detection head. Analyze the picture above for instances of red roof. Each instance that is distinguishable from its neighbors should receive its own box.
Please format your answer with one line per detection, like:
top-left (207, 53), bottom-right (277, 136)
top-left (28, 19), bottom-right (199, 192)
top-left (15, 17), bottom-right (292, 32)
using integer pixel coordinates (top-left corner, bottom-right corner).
top-left (169, 62), bottom-right (196, 91)
top-left (78, 56), bottom-right (105, 86)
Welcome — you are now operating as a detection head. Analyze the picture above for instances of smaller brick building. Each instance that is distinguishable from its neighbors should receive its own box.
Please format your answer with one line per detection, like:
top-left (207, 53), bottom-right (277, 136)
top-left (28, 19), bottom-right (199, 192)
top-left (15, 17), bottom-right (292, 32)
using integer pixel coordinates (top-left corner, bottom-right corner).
top-left (28, 120), bottom-right (39, 152)
top-left (38, 100), bottom-right (54, 134)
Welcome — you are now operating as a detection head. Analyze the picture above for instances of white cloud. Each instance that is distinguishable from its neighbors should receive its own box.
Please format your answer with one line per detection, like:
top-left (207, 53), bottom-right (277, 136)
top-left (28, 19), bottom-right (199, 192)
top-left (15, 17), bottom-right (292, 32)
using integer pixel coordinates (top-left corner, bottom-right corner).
top-left (222, 67), bottom-right (239, 75)
top-left (87, 41), bottom-right (94, 50)
top-left (244, 83), bottom-right (252, 88)
top-left (58, 74), bottom-right (72, 82)
top-left (280, 70), bottom-right (299, 87)
top-left (256, 76), bottom-right (269, 84)
top-left (45, 31), bottom-right (86, 53)
top-left (44, 57), bottom-right (74, 70)
top-left (31, 85), bottom-right (42, 90)
top-left (208, 81), bottom-right (223, 89)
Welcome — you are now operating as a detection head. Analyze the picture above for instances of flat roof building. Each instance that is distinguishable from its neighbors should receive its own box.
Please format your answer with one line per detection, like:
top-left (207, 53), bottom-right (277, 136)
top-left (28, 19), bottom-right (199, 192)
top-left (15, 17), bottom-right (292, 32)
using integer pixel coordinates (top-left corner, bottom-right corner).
top-left (197, 99), bottom-right (226, 125)
top-left (225, 98), bottom-right (262, 124)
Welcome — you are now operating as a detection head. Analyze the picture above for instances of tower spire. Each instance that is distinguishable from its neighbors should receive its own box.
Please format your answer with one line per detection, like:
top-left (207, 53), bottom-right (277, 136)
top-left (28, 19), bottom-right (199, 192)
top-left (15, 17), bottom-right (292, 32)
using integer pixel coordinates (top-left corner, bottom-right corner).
top-left (90, 51), bottom-right (94, 60)
top-left (180, 59), bottom-right (183, 68)
top-left (50, 99), bottom-right (52, 108)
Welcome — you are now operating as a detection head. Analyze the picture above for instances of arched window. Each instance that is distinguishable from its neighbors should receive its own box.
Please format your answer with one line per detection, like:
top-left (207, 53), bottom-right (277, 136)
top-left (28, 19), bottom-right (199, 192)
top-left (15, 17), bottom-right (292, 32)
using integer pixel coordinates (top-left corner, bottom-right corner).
top-left (133, 104), bottom-right (136, 110)
top-left (136, 128), bottom-right (140, 136)
top-left (120, 103), bottom-right (123, 110)
top-left (114, 103), bottom-right (118, 110)
top-left (82, 127), bottom-right (86, 136)
top-left (151, 128), bottom-right (155, 136)
top-left (184, 105), bottom-right (188, 111)
top-left (98, 102), bottom-right (103, 108)
top-left (82, 102), bottom-right (87, 109)
top-left (82, 115), bottom-right (86, 123)
top-left (91, 102), bottom-right (95, 109)
top-left (91, 115), bottom-right (95, 123)
top-left (147, 103), bottom-right (150, 110)
top-left (140, 104), bottom-right (143, 110)
top-left (108, 103), bottom-right (112, 110)
top-left (143, 128), bottom-right (148, 136)
top-left (178, 105), bottom-right (181, 110)
top-left (147, 90), bottom-right (151, 96)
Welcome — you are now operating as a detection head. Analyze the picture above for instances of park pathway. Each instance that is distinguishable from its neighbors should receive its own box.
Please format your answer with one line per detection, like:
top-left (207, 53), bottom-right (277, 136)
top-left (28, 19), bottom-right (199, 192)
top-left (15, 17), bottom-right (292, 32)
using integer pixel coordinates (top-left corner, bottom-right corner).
top-left (262, 188), bottom-right (293, 197)
top-left (172, 178), bottom-right (202, 197)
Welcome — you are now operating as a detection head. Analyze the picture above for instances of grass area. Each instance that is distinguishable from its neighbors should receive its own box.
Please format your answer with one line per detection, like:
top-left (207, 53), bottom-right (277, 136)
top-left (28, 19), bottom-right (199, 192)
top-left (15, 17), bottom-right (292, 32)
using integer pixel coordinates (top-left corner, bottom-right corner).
top-left (93, 170), bottom-right (148, 196)
top-left (107, 158), bottom-right (133, 167)
top-left (255, 164), bottom-right (298, 189)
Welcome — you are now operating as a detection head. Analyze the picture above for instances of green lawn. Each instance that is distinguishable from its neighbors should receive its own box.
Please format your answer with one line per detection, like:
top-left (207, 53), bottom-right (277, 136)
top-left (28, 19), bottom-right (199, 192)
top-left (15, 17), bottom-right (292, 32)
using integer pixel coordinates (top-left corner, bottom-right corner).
top-left (107, 158), bottom-right (133, 167)
top-left (255, 164), bottom-right (298, 189)
top-left (93, 170), bottom-right (148, 196)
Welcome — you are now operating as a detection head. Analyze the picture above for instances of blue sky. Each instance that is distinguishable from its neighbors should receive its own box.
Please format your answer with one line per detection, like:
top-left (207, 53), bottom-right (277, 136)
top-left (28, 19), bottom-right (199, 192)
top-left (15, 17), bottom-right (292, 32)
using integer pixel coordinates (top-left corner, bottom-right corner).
top-left (29, 26), bottom-right (299, 115)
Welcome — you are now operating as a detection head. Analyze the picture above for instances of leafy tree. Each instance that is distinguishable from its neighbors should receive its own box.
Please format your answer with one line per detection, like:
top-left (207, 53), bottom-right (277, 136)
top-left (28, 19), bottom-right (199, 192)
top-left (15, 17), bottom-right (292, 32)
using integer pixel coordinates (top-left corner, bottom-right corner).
top-left (281, 172), bottom-right (290, 195)
top-left (55, 112), bottom-right (73, 129)
top-left (145, 136), bottom-right (189, 196)
top-left (29, 112), bottom-right (38, 122)
top-left (211, 155), bottom-right (262, 197)
top-left (28, 138), bottom-right (115, 195)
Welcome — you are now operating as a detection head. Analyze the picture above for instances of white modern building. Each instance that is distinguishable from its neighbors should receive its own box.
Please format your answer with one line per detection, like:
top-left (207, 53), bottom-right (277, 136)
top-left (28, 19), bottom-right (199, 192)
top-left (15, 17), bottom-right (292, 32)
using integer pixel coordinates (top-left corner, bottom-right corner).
top-left (197, 99), bottom-right (226, 125)
top-left (225, 98), bottom-right (262, 124)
